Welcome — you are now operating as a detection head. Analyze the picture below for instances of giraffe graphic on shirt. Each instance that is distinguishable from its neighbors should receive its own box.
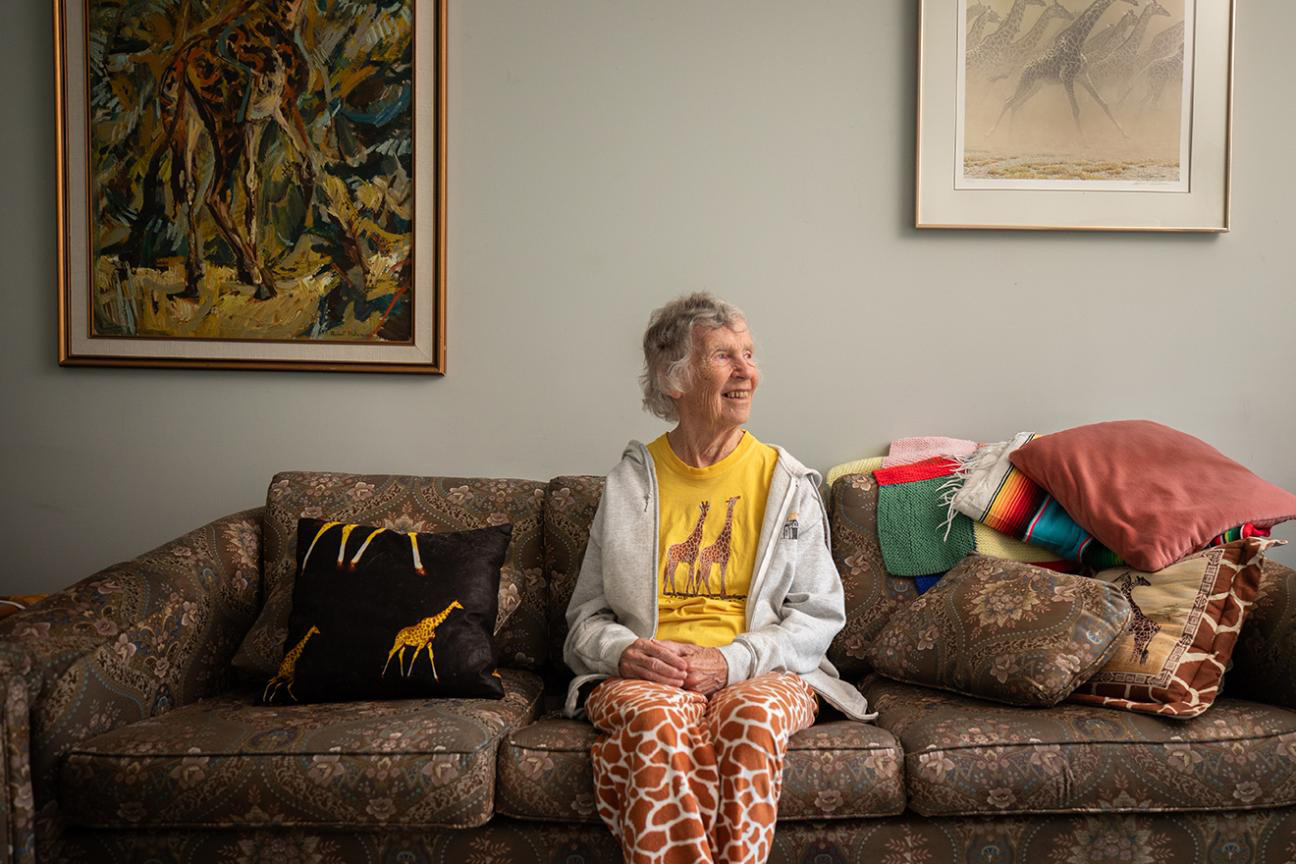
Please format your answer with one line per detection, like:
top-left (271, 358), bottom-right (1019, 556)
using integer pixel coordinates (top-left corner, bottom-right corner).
top-left (663, 501), bottom-right (709, 595)
top-left (694, 496), bottom-right (741, 597)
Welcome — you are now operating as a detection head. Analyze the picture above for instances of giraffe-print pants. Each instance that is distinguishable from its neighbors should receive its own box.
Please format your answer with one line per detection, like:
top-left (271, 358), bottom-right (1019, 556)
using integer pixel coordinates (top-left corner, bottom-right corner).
top-left (586, 672), bottom-right (818, 864)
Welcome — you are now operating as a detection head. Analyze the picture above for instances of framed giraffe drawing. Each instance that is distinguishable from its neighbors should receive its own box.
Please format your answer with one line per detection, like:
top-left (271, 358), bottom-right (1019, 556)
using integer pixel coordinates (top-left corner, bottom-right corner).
top-left (916, 0), bottom-right (1234, 231)
top-left (54, 0), bottom-right (447, 372)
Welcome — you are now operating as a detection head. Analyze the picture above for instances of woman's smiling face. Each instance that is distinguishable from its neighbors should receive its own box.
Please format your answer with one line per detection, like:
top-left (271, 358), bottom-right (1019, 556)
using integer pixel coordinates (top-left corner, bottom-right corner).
top-left (674, 321), bottom-right (759, 432)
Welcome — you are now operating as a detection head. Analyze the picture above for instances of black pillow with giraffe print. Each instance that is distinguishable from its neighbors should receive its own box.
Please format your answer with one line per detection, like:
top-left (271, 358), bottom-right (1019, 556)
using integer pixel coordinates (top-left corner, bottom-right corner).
top-left (261, 517), bottom-right (511, 704)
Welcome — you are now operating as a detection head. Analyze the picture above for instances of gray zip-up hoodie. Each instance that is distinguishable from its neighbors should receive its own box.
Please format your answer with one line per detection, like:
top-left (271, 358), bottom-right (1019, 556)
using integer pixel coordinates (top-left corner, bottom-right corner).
top-left (562, 439), bottom-right (876, 721)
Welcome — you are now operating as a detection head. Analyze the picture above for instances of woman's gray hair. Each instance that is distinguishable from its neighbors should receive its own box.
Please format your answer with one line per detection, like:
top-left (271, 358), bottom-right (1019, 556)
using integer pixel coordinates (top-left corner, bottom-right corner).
top-left (640, 293), bottom-right (748, 422)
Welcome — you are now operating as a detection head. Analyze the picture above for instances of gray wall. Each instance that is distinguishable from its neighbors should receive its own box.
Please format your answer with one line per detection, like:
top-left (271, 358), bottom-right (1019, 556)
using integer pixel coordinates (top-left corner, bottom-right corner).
top-left (3, 1), bottom-right (1293, 592)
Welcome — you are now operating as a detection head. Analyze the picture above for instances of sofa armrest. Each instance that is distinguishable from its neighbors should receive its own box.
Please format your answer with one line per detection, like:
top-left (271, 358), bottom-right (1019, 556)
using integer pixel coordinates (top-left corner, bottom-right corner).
top-left (1230, 560), bottom-right (1296, 709)
top-left (0, 650), bottom-right (35, 864)
top-left (0, 507), bottom-right (262, 862)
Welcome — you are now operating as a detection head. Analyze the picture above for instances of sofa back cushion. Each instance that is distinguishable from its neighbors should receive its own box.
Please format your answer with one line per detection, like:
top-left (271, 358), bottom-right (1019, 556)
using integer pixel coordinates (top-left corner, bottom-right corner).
top-left (1230, 560), bottom-right (1296, 708)
top-left (231, 472), bottom-right (548, 680)
top-left (828, 473), bottom-right (920, 680)
top-left (544, 476), bottom-right (606, 676)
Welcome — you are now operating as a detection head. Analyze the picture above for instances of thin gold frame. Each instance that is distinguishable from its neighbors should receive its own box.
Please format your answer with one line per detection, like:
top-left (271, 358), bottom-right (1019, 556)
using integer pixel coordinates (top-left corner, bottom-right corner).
top-left (54, 0), bottom-right (447, 373)
top-left (914, 0), bottom-right (1235, 233)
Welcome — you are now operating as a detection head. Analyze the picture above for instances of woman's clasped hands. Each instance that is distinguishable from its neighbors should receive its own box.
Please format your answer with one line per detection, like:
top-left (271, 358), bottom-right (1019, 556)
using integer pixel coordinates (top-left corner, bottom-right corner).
top-left (618, 638), bottom-right (728, 695)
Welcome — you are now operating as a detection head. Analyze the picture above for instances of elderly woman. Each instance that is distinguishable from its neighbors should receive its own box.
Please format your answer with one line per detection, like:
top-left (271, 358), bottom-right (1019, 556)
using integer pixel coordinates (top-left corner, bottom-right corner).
top-left (563, 293), bottom-right (874, 864)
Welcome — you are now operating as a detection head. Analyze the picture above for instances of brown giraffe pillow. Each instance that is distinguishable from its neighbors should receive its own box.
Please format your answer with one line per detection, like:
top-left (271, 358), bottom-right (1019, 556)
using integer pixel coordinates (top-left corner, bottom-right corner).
top-left (261, 517), bottom-right (511, 704)
top-left (1069, 536), bottom-right (1279, 719)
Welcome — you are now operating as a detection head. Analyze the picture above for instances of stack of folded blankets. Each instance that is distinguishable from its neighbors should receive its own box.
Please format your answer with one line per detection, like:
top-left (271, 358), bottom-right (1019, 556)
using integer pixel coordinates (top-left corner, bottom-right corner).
top-left (847, 421), bottom-right (1288, 590)
top-left (838, 419), bottom-right (1296, 719)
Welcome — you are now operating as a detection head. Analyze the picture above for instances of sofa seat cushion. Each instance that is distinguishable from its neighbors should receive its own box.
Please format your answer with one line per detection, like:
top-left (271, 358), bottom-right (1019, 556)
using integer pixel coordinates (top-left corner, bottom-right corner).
top-left (495, 715), bottom-right (905, 822)
top-left (864, 675), bottom-right (1296, 817)
top-left (60, 668), bottom-right (543, 830)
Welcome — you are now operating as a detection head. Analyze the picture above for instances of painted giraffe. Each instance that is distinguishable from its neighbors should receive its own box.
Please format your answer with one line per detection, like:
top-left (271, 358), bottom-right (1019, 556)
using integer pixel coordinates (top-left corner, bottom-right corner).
top-left (1083, 9), bottom-right (1136, 64)
top-left (967, 0), bottom-right (1048, 74)
top-left (150, 0), bottom-right (320, 300)
top-left (1122, 42), bottom-right (1184, 109)
top-left (988, 1), bottom-right (1076, 81)
top-left (1090, 0), bottom-right (1171, 94)
top-left (693, 496), bottom-right (741, 597)
top-left (968, 7), bottom-right (1003, 49)
top-left (1134, 19), bottom-right (1184, 72)
top-left (1116, 572), bottom-right (1160, 665)
top-left (141, 0), bottom-right (377, 311)
top-left (263, 625), bottom-right (319, 703)
top-left (987, 0), bottom-right (1141, 142)
top-left (382, 601), bottom-right (464, 680)
top-left (664, 501), bottom-right (710, 595)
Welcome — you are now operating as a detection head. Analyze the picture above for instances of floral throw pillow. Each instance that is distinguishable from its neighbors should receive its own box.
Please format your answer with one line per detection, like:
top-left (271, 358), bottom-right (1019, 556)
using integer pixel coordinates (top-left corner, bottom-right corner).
top-left (867, 555), bottom-right (1132, 707)
top-left (1069, 537), bottom-right (1278, 719)
top-left (261, 517), bottom-right (511, 704)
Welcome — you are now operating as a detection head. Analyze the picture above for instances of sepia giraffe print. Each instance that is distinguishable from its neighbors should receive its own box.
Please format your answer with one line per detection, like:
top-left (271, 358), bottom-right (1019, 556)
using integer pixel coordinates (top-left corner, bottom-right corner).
top-left (664, 501), bottom-right (710, 595)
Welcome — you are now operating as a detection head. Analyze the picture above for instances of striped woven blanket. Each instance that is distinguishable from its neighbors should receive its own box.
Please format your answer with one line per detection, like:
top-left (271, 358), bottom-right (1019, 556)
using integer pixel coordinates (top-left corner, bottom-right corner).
top-left (950, 433), bottom-right (1121, 568)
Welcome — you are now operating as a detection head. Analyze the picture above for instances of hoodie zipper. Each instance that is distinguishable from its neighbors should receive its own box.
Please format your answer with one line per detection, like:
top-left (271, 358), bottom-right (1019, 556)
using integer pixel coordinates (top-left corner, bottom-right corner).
top-left (743, 457), bottom-right (798, 631)
top-left (638, 442), bottom-right (661, 639)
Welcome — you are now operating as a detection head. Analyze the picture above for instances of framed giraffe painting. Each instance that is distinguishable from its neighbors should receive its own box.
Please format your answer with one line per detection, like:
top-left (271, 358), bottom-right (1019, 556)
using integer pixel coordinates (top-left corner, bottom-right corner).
top-left (916, 0), bottom-right (1234, 231)
top-left (54, 0), bottom-right (447, 372)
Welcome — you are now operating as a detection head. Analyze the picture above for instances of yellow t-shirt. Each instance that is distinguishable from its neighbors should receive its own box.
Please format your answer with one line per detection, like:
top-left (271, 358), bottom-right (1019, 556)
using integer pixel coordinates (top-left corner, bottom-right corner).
top-left (648, 431), bottom-right (778, 648)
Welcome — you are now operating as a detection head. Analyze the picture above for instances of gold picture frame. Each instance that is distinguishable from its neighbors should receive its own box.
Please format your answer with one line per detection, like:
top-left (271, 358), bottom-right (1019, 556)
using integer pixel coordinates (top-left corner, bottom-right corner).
top-left (55, 0), bottom-right (446, 372)
top-left (916, 0), bottom-right (1234, 232)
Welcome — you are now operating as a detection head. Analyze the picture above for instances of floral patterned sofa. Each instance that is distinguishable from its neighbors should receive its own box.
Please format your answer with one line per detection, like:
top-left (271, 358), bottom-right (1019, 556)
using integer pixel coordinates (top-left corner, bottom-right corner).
top-left (3, 470), bottom-right (1296, 864)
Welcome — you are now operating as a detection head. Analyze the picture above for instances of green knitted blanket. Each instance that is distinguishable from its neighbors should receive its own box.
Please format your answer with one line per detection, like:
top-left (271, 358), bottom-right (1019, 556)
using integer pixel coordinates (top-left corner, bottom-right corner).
top-left (875, 457), bottom-right (975, 577)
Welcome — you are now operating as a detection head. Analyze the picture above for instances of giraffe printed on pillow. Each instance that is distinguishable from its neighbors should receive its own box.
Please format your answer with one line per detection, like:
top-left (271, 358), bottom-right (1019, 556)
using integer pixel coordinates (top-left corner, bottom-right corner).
top-left (1070, 537), bottom-right (1278, 718)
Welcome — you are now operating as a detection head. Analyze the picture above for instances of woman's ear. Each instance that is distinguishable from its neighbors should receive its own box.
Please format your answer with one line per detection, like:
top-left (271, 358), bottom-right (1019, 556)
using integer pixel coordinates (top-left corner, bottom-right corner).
top-left (665, 365), bottom-right (693, 402)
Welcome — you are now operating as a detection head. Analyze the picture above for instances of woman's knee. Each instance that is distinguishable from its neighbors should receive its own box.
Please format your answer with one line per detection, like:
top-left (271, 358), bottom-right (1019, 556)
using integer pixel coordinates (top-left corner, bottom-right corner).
top-left (591, 681), bottom-right (698, 738)
top-left (707, 677), bottom-right (812, 750)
